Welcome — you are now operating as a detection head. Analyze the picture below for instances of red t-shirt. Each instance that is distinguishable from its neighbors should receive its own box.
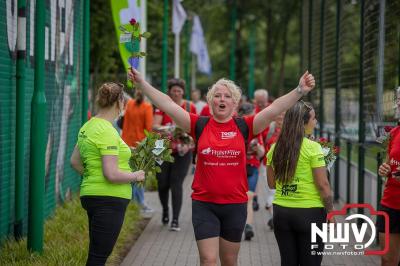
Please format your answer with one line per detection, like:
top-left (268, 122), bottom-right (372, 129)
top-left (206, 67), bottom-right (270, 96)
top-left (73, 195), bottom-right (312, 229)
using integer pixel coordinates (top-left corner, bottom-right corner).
top-left (155, 100), bottom-right (197, 126)
top-left (200, 104), bottom-right (211, 116)
top-left (189, 113), bottom-right (254, 204)
top-left (263, 127), bottom-right (281, 165)
top-left (381, 126), bottom-right (400, 210)
top-left (246, 134), bottom-right (264, 168)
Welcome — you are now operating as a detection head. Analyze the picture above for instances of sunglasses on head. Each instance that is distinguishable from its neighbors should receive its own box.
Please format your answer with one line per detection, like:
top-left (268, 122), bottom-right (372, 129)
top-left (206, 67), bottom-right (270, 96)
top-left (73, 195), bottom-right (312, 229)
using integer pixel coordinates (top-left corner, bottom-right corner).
top-left (300, 100), bottom-right (312, 110)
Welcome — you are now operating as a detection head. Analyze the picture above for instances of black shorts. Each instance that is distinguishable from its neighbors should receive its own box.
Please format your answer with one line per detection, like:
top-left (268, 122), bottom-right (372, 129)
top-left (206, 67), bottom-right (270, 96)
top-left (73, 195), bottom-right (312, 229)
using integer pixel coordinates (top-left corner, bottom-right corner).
top-left (192, 200), bottom-right (247, 242)
top-left (376, 204), bottom-right (400, 234)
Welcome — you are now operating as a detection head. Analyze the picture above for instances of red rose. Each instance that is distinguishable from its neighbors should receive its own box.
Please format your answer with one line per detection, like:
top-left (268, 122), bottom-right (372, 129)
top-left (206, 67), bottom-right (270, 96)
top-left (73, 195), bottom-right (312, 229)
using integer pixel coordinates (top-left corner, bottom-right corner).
top-left (129, 18), bottom-right (137, 25)
top-left (333, 146), bottom-right (340, 154)
top-left (384, 126), bottom-right (394, 133)
top-left (319, 137), bottom-right (328, 143)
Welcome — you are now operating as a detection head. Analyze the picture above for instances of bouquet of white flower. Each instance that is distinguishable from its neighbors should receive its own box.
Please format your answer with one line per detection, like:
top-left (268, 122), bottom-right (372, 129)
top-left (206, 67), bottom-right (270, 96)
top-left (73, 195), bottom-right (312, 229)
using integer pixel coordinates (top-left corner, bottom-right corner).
top-left (130, 130), bottom-right (174, 186)
top-left (317, 137), bottom-right (340, 172)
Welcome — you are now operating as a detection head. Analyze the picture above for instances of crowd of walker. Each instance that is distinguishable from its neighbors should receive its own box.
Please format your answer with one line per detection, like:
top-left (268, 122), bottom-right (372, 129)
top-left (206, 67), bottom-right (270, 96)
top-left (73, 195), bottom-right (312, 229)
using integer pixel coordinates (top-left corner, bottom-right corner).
top-left (69, 68), bottom-right (400, 266)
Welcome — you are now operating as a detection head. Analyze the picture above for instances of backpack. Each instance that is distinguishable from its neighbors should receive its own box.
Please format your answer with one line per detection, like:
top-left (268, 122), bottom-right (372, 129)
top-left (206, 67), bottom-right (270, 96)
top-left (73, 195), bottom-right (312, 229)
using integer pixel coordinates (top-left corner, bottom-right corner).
top-left (192, 116), bottom-right (249, 164)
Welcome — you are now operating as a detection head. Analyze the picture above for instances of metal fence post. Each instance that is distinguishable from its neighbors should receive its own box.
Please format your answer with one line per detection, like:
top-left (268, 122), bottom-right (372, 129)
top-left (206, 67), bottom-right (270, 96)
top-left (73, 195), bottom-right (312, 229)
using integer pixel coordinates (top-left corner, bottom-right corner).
top-left (28, 0), bottom-right (47, 253)
top-left (346, 141), bottom-right (352, 204)
top-left (358, 0), bottom-right (366, 215)
top-left (334, 0), bottom-right (341, 202)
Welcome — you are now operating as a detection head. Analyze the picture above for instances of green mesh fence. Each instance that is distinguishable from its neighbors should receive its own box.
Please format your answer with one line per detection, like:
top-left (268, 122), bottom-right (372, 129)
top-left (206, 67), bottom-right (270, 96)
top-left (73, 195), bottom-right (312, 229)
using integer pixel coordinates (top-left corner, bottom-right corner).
top-left (0, 0), bottom-right (83, 243)
top-left (301, 0), bottom-right (400, 204)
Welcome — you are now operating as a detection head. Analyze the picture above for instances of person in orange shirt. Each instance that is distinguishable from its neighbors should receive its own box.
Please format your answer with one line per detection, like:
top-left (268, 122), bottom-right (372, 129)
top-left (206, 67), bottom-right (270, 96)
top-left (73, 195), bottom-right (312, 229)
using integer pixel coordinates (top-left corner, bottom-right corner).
top-left (121, 88), bottom-right (154, 213)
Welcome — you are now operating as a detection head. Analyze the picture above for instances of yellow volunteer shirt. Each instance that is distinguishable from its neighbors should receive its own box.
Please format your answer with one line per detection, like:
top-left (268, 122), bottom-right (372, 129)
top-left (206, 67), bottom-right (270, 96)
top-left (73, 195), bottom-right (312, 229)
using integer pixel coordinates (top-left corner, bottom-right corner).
top-left (266, 138), bottom-right (325, 208)
top-left (77, 117), bottom-right (132, 199)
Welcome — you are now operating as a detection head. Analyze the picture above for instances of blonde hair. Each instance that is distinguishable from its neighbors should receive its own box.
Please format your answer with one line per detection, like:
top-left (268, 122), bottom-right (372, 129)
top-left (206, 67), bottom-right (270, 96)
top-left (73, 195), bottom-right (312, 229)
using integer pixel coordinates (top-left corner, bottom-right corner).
top-left (206, 78), bottom-right (241, 105)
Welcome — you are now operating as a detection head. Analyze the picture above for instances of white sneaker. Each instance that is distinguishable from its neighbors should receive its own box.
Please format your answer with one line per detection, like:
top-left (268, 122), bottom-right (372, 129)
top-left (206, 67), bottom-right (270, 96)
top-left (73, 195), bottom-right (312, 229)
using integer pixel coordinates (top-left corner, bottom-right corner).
top-left (141, 205), bottom-right (154, 214)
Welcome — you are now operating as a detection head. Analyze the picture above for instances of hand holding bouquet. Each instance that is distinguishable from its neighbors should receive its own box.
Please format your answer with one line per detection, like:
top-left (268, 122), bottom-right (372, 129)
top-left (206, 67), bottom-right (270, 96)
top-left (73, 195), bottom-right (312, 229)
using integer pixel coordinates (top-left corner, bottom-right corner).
top-left (317, 137), bottom-right (340, 172)
top-left (129, 130), bottom-right (174, 186)
top-left (376, 126), bottom-right (393, 154)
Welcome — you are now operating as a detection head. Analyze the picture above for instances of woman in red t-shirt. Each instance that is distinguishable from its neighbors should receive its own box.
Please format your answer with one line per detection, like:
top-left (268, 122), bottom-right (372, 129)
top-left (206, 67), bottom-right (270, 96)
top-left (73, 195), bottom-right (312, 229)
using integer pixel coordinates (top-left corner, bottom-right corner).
top-left (128, 68), bottom-right (315, 265)
top-left (377, 88), bottom-right (400, 266)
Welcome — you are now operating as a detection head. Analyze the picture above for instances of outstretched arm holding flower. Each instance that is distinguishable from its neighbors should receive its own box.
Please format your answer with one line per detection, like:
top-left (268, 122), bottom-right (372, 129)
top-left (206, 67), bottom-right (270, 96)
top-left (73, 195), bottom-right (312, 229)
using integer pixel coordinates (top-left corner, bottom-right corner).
top-left (128, 68), bottom-right (191, 132)
top-left (253, 71), bottom-right (315, 135)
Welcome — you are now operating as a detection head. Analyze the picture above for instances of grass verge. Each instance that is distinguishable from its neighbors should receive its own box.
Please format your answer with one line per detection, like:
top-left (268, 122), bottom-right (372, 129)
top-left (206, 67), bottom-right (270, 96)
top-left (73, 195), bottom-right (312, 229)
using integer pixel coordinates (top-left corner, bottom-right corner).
top-left (0, 196), bottom-right (148, 266)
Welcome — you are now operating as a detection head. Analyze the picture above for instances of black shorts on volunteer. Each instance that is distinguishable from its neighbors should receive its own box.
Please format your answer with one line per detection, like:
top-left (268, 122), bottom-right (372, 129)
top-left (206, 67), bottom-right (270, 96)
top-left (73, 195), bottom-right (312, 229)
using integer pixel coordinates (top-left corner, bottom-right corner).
top-left (376, 204), bottom-right (400, 234)
top-left (192, 200), bottom-right (247, 242)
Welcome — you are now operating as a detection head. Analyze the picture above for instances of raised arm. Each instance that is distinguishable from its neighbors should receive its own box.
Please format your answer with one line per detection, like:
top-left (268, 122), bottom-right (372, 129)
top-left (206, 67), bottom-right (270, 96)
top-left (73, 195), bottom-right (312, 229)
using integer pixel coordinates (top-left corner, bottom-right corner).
top-left (253, 71), bottom-right (315, 135)
top-left (128, 68), bottom-right (191, 132)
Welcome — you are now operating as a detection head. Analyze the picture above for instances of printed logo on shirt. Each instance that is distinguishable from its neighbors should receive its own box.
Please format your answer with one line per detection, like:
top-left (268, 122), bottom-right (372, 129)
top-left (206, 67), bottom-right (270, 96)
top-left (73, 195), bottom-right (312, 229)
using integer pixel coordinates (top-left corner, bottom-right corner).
top-left (221, 131), bottom-right (237, 139)
top-left (201, 147), bottom-right (212, 155)
top-left (281, 184), bottom-right (297, 196)
top-left (79, 131), bottom-right (87, 139)
top-left (107, 146), bottom-right (117, 150)
top-left (200, 147), bottom-right (241, 158)
top-left (390, 158), bottom-right (400, 166)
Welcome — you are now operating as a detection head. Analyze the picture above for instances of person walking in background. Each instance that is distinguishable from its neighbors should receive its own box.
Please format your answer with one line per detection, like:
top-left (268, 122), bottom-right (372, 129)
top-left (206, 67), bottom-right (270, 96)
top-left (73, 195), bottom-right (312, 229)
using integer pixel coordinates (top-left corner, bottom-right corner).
top-left (238, 103), bottom-right (265, 241)
top-left (264, 111), bottom-right (285, 230)
top-left (191, 88), bottom-right (207, 115)
top-left (266, 101), bottom-right (333, 266)
top-left (121, 88), bottom-right (154, 214)
top-left (128, 68), bottom-right (315, 266)
top-left (70, 82), bottom-right (145, 266)
top-left (376, 87), bottom-right (400, 266)
top-left (153, 78), bottom-right (197, 231)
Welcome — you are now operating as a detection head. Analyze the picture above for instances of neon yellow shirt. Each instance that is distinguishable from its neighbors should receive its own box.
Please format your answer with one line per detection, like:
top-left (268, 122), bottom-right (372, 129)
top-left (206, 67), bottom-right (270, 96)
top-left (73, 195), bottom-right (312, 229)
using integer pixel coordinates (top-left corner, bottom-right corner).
top-left (77, 117), bottom-right (132, 199)
top-left (266, 138), bottom-right (325, 208)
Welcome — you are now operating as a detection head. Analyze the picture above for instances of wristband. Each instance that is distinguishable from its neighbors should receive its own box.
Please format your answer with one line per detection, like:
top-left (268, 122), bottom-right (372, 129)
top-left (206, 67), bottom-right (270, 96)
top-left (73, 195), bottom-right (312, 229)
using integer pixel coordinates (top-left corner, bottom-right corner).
top-left (296, 85), bottom-right (307, 96)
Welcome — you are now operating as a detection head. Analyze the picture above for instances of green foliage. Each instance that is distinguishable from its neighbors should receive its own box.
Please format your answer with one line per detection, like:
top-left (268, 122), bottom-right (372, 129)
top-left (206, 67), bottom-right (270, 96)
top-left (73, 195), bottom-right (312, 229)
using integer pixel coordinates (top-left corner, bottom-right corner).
top-left (90, 0), bottom-right (124, 88)
top-left (0, 196), bottom-right (142, 266)
top-left (91, 1), bottom-right (303, 97)
top-left (129, 131), bottom-right (174, 187)
top-left (141, 32), bottom-right (152, 39)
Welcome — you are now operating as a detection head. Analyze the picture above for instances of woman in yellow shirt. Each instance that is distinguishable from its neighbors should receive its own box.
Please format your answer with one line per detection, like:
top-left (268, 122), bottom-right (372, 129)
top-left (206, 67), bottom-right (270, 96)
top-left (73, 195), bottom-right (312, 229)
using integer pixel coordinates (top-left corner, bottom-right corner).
top-left (70, 82), bottom-right (145, 266)
top-left (267, 101), bottom-right (333, 266)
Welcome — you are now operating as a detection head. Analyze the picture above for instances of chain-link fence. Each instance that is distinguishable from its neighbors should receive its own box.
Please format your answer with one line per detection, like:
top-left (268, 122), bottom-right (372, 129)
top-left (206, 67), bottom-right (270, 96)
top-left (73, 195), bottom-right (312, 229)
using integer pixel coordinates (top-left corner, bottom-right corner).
top-left (301, 0), bottom-right (400, 209)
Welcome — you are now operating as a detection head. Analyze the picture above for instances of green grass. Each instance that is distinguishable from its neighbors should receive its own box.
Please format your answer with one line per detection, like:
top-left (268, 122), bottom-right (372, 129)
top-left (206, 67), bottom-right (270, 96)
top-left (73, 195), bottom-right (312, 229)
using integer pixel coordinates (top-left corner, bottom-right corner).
top-left (339, 140), bottom-right (383, 174)
top-left (0, 196), bottom-right (145, 266)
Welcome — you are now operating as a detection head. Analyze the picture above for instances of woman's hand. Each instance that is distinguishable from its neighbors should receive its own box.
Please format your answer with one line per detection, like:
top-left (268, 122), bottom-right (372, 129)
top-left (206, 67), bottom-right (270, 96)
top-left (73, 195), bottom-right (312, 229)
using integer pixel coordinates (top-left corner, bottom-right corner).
top-left (133, 170), bottom-right (145, 182)
top-left (378, 163), bottom-right (391, 177)
top-left (128, 68), bottom-right (145, 86)
top-left (298, 71), bottom-right (316, 93)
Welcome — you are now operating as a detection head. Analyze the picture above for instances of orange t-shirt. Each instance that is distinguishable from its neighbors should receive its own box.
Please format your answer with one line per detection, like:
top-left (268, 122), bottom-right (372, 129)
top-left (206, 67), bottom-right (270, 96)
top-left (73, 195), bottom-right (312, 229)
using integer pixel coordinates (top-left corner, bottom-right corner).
top-left (121, 99), bottom-right (153, 147)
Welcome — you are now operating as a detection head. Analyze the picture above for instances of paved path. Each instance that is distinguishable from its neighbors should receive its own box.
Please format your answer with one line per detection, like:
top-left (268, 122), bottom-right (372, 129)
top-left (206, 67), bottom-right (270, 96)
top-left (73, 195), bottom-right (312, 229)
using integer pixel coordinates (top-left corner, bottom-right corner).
top-left (121, 171), bottom-right (380, 266)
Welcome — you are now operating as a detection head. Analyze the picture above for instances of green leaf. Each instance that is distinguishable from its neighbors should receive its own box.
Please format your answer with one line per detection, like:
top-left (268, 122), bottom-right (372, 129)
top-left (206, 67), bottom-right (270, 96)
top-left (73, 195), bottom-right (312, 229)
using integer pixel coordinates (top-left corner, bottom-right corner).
top-left (141, 32), bottom-right (151, 38)
top-left (139, 52), bottom-right (147, 57)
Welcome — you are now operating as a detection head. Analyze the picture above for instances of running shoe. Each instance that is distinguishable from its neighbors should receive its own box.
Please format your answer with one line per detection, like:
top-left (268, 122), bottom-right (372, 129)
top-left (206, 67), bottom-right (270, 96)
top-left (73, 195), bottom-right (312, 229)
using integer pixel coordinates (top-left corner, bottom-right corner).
top-left (244, 224), bottom-right (254, 240)
top-left (162, 211), bottom-right (169, 225)
top-left (170, 219), bottom-right (181, 231)
top-left (141, 205), bottom-right (154, 214)
top-left (267, 218), bottom-right (274, 230)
